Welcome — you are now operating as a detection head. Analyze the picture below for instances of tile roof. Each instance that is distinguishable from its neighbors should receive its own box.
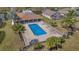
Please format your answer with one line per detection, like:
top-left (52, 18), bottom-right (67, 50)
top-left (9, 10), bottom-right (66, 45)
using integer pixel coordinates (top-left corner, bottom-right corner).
top-left (16, 12), bottom-right (41, 20)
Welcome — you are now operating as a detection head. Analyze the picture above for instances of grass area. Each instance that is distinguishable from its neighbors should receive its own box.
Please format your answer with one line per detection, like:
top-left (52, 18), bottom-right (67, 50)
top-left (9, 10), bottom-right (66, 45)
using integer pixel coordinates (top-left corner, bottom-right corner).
top-left (58, 31), bottom-right (79, 51)
top-left (0, 20), bottom-right (25, 51)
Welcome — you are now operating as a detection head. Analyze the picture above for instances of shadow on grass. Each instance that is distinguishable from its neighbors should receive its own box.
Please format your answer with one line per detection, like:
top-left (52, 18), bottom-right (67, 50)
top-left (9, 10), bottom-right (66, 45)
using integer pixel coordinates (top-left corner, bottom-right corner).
top-left (0, 31), bottom-right (5, 43)
top-left (48, 45), bottom-right (63, 51)
top-left (0, 22), bottom-right (6, 28)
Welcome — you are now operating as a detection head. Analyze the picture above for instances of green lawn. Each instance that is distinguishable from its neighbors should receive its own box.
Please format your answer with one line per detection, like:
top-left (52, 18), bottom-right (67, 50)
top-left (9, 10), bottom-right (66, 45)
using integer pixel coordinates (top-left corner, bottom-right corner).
top-left (0, 20), bottom-right (25, 51)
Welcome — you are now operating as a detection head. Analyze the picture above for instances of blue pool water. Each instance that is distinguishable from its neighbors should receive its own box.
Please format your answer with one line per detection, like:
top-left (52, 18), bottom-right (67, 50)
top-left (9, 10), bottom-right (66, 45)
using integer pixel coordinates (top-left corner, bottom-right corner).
top-left (28, 24), bottom-right (46, 36)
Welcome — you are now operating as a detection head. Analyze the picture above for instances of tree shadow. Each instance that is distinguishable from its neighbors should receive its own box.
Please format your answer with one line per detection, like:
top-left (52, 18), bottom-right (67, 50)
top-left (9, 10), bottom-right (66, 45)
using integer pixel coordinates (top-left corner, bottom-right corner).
top-left (0, 31), bottom-right (5, 43)
top-left (0, 22), bottom-right (6, 28)
top-left (48, 45), bottom-right (62, 51)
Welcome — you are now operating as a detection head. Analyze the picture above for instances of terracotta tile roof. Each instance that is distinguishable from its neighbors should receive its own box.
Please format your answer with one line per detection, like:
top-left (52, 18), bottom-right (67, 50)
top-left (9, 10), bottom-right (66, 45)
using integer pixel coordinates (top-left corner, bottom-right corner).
top-left (16, 12), bottom-right (41, 20)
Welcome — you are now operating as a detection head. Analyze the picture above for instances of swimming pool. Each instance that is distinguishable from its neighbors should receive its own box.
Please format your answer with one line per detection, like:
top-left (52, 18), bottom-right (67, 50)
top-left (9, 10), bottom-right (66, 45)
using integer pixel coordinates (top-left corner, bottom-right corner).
top-left (28, 24), bottom-right (46, 36)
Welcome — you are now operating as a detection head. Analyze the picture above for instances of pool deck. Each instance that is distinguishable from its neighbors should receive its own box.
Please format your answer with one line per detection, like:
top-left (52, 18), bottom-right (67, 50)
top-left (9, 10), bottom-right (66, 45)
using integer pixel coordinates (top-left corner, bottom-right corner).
top-left (21, 21), bottom-right (63, 46)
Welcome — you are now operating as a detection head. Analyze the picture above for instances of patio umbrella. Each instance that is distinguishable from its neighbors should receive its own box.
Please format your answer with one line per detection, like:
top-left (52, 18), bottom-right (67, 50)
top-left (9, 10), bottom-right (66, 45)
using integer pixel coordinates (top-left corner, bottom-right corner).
top-left (30, 39), bottom-right (38, 45)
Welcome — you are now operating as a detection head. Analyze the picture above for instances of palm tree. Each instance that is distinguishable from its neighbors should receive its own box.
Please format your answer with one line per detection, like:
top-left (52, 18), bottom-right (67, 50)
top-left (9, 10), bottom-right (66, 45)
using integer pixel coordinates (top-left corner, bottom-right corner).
top-left (62, 10), bottom-right (76, 37)
top-left (46, 37), bottom-right (63, 50)
top-left (62, 10), bottom-right (76, 30)
top-left (13, 23), bottom-right (25, 33)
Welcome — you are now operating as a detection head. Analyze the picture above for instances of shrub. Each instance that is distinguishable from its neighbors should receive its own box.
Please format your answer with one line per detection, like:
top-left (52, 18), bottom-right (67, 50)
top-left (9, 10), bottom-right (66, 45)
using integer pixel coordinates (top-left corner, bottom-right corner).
top-left (13, 23), bottom-right (25, 33)
top-left (34, 43), bottom-right (43, 50)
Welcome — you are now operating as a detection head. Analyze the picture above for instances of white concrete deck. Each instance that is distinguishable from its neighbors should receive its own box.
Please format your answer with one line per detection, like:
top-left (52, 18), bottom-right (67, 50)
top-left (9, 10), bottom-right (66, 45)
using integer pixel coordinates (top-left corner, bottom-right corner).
top-left (22, 21), bottom-right (63, 46)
